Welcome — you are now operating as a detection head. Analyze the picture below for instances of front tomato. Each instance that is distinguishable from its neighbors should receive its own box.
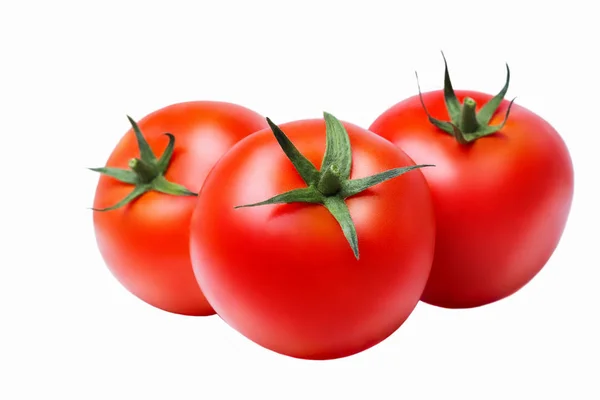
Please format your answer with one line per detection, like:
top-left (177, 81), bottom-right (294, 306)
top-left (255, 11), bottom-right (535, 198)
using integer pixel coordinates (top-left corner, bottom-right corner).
top-left (369, 55), bottom-right (574, 308)
top-left (189, 112), bottom-right (436, 360)
top-left (91, 101), bottom-right (268, 316)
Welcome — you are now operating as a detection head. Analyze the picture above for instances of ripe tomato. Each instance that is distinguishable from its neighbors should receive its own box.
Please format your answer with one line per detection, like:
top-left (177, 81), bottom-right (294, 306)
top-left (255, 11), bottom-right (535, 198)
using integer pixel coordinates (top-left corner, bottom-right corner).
top-left (91, 101), bottom-right (268, 316)
top-left (369, 57), bottom-right (574, 308)
top-left (189, 113), bottom-right (436, 359)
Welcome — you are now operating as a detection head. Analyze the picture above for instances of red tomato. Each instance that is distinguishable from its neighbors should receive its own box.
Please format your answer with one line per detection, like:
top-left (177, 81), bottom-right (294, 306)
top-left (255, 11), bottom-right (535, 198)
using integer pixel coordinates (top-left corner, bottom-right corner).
top-left (189, 114), bottom-right (436, 359)
top-left (369, 60), bottom-right (574, 308)
top-left (92, 101), bottom-right (268, 316)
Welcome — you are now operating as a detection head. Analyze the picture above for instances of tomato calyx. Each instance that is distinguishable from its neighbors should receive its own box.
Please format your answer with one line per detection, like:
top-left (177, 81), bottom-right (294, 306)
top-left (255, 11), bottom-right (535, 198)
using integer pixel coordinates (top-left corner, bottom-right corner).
top-left (235, 112), bottom-right (434, 260)
top-left (415, 52), bottom-right (517, 144)
top-left (89, 116), bottom-right (197, 211)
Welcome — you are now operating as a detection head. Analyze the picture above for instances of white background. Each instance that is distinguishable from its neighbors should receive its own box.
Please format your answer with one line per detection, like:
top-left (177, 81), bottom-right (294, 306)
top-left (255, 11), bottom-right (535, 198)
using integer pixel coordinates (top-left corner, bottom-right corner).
top-left (1, 1), bottom-right (598, 399)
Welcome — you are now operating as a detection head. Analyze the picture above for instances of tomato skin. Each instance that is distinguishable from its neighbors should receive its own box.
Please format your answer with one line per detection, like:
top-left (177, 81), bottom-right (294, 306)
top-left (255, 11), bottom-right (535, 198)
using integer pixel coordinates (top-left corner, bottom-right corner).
top-left (93, 101), bottom-right (269, 316)
top-left (189, 119), bottom-right (436, 359)
top-left (369, 90), bottom-right (574, 308)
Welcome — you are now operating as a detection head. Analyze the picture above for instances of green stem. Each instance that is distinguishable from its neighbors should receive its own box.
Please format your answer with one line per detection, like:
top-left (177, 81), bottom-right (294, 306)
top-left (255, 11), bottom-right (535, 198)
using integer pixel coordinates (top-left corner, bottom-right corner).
top-left (459, 97), bottom-right (479, 134)
top-left (128, 158), bottom-right (158, 183)
top-left (317, 165), bottom-right (342, 196)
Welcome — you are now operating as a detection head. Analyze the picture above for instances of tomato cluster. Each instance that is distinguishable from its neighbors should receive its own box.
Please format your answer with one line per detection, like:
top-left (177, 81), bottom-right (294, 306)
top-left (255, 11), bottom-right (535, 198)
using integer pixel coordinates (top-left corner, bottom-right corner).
top-left (90, 55), bottom-right (574, 360)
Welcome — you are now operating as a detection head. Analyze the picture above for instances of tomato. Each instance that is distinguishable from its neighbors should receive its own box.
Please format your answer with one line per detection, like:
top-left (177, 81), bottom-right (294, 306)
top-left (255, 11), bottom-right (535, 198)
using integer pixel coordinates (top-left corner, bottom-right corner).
top-left (91, 101), bottom-right (268, 316)
top-left (369, 56), bottom-right (574, 308)
top-left (189, 112), bottom-right (436, 359)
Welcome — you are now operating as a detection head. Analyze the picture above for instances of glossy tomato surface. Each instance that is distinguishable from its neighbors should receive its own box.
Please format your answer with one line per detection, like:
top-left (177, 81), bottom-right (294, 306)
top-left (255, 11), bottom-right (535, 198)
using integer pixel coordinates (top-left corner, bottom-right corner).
top-left (93, 101), bottom-right (268, 316)
top-left (369, 90), bottom-right (574, 308)
top-left (189, 119), bottom-right (436, 359)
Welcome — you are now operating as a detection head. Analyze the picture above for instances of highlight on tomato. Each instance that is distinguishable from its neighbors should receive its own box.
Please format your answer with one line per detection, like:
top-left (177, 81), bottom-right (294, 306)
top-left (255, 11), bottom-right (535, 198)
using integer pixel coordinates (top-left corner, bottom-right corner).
top-left (189, 111), bottom-right (436, 359)
top-left (369, 53), bottom-right (574, 309)
top-left (90, 101), bottom-right (269, 316)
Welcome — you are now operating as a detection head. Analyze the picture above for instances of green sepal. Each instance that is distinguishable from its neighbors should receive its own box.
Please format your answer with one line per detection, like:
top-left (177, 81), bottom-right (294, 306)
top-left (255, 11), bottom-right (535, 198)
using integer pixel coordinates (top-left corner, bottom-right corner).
top-left (88, 167), bottom-right (139, 184)
top-left (91, 184), bottom-right (150, 212)
top-left (156, 133), bottom-right (176, 172)
top-left (152, 175), bottom-right (197, 197)
top-left (415, 71), bottom-right (458, 136)
top-left (441, 51), bottom-right (461, 124)
top-left (475, 97), bottom-right (517, 135)
top-left (323, 196), bottom-right (359, 259)
top-left (340, 164), bottom-right (434, 198)
top-left (322, 112), bottom-right (352, 180)
top-left (477, 64), bottom-right (510, 126)
top-left (234, 187), bottom-right (324, 209)
top-left (266, 118), bottom-right (320, 186)
top-left (127, 115), bottom-right (157, 162)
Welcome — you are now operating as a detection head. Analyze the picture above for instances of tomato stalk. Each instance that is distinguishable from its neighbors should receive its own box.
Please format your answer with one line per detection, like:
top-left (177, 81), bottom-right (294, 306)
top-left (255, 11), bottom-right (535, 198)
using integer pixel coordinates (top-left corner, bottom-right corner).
top-left (459, 97), bottom-right (479, 134)
top-left (89, 116), bottom-right (197, 211)
top-left (317, 165), bottom-right (342, 195)
top-left (415, 52), bottom-right (517, 144)
top-left (235, 112), bottom-right (434, 259)
top-left (128, 158), bottom-right (159, 183)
